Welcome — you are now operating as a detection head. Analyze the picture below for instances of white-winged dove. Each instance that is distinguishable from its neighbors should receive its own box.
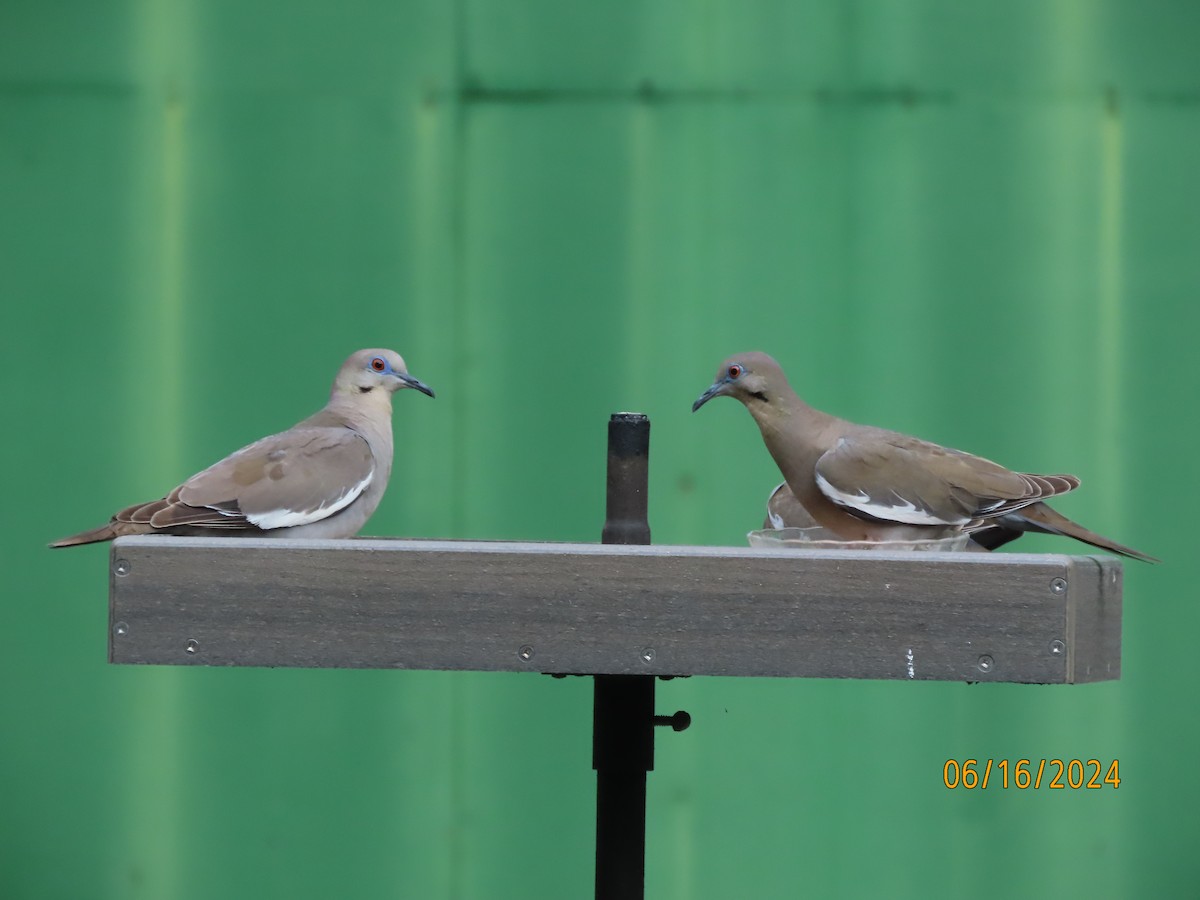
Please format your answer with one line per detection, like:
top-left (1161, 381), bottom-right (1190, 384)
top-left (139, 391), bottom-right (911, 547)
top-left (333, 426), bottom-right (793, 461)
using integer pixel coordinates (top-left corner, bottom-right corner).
top-left (694, 352), bottom-right (1156, 562)
top-left (51, 348), bottom-right (433, 547)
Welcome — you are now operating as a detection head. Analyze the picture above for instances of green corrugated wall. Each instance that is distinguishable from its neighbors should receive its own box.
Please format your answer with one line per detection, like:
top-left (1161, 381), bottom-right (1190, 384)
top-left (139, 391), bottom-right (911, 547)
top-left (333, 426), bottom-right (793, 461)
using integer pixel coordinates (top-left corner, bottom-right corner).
top-left (2, 2), bottom-right (1197, 897)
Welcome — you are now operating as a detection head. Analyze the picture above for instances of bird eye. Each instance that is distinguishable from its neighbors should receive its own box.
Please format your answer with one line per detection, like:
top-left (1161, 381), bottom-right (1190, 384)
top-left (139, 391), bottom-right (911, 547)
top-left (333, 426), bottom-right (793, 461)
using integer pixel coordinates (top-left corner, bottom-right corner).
top-left (728, 364), bottom-right (743, 379)
top-left (371, 357), bottom-right (386, 372)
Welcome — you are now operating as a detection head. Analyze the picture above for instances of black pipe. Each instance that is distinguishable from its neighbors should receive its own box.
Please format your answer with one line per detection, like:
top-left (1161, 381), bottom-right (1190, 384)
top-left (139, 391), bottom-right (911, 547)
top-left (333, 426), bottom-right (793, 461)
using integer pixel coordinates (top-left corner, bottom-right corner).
top-left (600, 413), bottom-right (651, 546)
top-left (594, 413), bottom-right (654, 900)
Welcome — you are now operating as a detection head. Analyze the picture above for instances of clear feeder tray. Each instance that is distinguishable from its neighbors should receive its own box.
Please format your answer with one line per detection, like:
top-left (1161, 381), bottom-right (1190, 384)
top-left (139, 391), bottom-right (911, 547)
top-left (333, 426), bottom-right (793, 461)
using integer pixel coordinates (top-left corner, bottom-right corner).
top-left (747, 526), bottom-right (974, 552)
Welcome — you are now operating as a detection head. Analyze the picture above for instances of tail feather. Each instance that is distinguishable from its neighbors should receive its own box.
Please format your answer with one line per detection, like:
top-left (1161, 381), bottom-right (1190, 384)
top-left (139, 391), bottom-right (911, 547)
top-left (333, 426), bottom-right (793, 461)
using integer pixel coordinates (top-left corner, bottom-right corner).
top-left (49, 520), bottom-right (151, 548)
top-left (49, 523), bottom-right (120, 548)
top-left (1015, 502), bottom-right (1159, 563)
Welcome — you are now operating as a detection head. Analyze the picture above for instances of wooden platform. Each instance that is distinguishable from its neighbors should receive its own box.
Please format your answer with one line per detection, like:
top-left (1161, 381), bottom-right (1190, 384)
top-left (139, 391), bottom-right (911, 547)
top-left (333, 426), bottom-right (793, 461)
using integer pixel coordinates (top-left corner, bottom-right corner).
top-left (107, 536), bottom-right (1121, 683)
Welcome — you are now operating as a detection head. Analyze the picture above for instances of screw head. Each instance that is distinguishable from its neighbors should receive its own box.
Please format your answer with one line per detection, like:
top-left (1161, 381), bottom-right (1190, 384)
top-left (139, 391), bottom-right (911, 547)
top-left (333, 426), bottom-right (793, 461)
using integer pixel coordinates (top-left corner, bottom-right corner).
top-left (641, 648), bottom-right (655, 664)
top-left (1049, 639), bottom-right (1066, 655)
top-left (977, 655), bottom-right (994, 672)
top-left (518, 645), bottom-right (534, 661)
top-left (113, 621), bottom-right (129, 637)
top-left (1050, 577), bottom-right (1067, 595)
top-left (113, 559), bottom-right (131, 576)
top-left (185, 639), bottom-right (198, 655)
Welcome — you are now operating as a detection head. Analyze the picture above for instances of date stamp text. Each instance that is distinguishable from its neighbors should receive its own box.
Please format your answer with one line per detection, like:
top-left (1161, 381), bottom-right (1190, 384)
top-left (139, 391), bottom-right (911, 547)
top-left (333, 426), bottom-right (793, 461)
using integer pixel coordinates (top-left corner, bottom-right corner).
top-left (943, 759), bottom-right (1120, 789)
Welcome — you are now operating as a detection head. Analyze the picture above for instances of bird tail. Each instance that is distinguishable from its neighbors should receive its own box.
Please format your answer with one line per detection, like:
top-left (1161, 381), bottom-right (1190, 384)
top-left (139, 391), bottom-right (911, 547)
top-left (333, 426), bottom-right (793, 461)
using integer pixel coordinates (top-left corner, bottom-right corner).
top-left (1015, 502), bottom-right (1159, 563)
top-left (49, 523), bottom-right (120, 548)
top-left (48, 521), bottom-right (150, 548)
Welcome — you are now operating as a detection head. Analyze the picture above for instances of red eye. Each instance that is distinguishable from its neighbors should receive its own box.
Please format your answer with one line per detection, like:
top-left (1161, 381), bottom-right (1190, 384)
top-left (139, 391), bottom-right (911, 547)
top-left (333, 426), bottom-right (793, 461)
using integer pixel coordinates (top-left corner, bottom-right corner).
top-left (728, 364), bottom-right (742, 379)
top-left (371, 357), bottom-right (386, 372)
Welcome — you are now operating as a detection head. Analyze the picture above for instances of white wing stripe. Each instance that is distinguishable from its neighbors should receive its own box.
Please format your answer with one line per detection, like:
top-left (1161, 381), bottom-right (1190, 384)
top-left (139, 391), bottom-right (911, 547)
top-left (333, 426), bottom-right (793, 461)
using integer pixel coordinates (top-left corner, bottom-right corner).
top-left (815, 473), bottom-right (969, 526)
top-left (247, 469), bottom-right (374, 530)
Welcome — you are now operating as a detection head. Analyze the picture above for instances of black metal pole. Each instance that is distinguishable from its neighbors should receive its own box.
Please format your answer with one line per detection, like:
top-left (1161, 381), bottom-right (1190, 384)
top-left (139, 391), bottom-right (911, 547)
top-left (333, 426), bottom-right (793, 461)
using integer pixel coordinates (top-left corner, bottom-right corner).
top-left (595, 413), bottom-right (654, 900)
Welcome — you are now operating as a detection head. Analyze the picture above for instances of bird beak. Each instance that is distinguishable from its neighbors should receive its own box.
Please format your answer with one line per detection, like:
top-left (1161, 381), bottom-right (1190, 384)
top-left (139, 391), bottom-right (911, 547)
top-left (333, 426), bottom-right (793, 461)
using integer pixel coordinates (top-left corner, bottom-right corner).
top-left (692, 380), bottom-right (727, 412)
top-left (397, 373), bottom-right (435, 398)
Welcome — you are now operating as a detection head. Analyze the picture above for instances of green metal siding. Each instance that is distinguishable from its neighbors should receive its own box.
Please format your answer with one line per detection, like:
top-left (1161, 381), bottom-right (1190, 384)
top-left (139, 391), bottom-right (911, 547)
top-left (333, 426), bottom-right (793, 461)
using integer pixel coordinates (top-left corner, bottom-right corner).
top-left (2, 2), bottom-right (1196, 897)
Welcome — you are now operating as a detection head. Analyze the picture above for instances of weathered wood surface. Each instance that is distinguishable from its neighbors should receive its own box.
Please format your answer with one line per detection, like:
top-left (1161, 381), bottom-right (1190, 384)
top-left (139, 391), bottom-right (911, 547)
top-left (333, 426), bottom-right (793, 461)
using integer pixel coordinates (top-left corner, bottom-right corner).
top-left (107, 536), bottom-right (1122, 683)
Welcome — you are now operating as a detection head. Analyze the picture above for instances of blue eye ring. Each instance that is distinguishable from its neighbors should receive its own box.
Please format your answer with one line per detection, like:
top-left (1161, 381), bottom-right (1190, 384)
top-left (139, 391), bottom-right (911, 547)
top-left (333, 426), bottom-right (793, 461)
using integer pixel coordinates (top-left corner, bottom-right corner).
top-left (727, 364), bottom-right (743, 379)
top-left (370, 356), bottom-right (387, 372)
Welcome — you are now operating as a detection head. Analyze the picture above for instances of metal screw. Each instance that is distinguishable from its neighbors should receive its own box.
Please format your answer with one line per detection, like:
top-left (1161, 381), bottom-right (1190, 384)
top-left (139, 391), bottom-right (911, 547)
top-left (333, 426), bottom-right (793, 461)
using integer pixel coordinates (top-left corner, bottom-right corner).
top-left (185, 639), bottom-right (198, 655)
top-left (518, 645), bottom-right (534, 661)
top-left (977, 655), bottom-right (994, 672)
top-left (641, 648), bottom-right (655, 664)
top-left (1050, 577), bottom-right (1067, 595)
top-left (1049, 640), bottom-right (1066, 655)
top-left (113, 621), bottom-right (129, 637)
top-left (114, 559), bottom-right (131, 576)
top-left (654, 711), bottom-right (692, 732)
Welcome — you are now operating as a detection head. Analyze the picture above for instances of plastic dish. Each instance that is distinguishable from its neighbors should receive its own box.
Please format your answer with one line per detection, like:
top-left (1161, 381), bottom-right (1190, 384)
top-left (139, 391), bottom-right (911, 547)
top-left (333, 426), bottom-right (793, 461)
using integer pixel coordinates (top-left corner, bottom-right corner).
top-left (747, 526), bottom-right (973, 552)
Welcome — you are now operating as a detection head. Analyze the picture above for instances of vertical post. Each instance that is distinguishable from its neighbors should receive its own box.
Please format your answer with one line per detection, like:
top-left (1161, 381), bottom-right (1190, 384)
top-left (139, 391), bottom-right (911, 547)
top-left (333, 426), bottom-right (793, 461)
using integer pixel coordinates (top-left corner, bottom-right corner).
top-left (601, 413), bottom-right (651, 546)
top-left (595, 413), bottom-right (653, 900)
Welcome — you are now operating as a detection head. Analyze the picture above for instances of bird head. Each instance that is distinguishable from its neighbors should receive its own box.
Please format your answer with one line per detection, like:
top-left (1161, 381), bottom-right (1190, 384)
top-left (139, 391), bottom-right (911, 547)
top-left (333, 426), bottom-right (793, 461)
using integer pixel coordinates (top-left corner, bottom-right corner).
top-left (692, 352), bottom-right (784, 412)
top-left (335, 349), bottom-right (435, 399)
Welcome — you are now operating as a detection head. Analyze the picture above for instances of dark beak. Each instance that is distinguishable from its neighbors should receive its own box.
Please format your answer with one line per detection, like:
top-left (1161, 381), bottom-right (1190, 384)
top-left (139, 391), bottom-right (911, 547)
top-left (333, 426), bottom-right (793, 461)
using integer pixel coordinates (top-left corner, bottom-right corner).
top-left (397, 373), bottom-right (435, 398)
top-left (692, 381), bottom-right (725, 412)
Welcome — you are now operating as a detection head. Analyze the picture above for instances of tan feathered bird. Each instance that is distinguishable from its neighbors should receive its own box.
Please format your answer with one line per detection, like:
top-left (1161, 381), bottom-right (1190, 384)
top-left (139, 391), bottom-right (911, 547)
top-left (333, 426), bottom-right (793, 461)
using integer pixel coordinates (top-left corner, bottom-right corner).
top-left (51, 348), bottom-right (434, 547)
top-left (694, 352), bottom-right (1156, 562)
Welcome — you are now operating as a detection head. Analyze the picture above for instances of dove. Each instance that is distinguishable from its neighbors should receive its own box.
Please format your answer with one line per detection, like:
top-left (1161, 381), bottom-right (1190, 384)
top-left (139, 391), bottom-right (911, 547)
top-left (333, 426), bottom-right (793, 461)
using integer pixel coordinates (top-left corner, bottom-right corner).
top-left (51, 348), bottom-right (433, 547)
top-left (694, 352), bottom-right (1155, 561)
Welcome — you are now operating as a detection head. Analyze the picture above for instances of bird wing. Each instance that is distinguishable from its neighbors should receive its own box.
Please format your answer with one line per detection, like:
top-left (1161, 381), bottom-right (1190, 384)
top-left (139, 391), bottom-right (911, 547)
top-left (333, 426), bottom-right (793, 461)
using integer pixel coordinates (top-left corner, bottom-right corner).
top-left (813, 430), bottom-right (1079, 527)
top-left (136, 427), bottom-right (376, 531)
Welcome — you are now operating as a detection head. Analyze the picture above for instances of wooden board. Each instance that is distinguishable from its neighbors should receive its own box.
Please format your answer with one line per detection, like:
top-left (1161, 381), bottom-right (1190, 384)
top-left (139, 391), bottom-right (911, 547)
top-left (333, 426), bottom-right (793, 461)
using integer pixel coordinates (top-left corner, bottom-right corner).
top-left (107, 536), bottom-right (1122, 683)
